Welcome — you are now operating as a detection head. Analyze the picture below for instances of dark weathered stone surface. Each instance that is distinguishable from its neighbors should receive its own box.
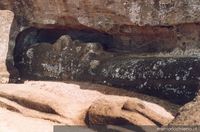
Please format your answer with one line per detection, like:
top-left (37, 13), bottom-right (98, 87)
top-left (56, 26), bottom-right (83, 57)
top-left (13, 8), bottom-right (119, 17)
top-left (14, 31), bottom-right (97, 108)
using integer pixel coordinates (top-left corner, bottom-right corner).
top-left (97, 57), bottom-right (200, 104)
top-left (15, 35), bottom-right (113, 80)
top-left (16, 35), bottom-right (200, 104)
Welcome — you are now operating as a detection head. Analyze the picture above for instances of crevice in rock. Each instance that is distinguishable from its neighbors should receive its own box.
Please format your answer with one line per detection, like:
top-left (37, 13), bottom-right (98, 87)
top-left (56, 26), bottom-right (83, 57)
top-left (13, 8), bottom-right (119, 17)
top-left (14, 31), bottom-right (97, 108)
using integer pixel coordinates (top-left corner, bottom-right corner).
top-left (14, 27), bottom-right (113, 54)
top-left (0, 101), bottom-right (20, 113)
top-left (14, 23), bottom-right (200, 59)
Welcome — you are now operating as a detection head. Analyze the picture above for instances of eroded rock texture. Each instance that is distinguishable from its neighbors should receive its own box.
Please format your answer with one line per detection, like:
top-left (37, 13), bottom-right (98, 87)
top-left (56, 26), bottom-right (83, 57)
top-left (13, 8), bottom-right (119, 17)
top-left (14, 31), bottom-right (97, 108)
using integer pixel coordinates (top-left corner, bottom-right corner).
top-left (1, 1), bottom-right (200, 129)
top-left (1, 0), bottom-right (200, 27)
top-left (16, 35), bottom-right (200, 104)
top-left (0, 10), bottom-right (14, 83)
top-left (1, 1), bottom-right (200, 104)
top-left (170, 91), bottom-right (200, 125)
top-left (98, 57), bottom-right (200, 104)
top-left (0, 81), bottom-right (174, 132)
top-left (2, 1), bottom-right (200, 54)
top-left (12, 21), bottom-right (200, 54)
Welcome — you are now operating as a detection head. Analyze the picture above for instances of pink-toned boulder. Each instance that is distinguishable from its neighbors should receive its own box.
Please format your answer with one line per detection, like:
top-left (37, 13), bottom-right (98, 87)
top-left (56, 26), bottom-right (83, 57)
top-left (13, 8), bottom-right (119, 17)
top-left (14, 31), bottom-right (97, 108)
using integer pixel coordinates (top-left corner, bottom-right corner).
top-left (0, 81), bottom-right (174, 132)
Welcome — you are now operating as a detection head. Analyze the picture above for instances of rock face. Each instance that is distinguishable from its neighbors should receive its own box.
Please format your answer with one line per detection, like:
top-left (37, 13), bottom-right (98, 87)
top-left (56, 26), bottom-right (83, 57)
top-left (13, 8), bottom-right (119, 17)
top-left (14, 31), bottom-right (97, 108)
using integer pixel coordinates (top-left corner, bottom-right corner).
top-left (87, 98), bottom-right (173, 126)
top-left (0, 10), bottom-right (14, 83)
top-left (1, 1), bottom-right (200, 130)
top-left (1, 1), bottom-right (200, 84)
top-left (97, 57), bottom-right (200, 104)
top-left (1, 1), bottom-right (200, 106)
top-left (2, 1), bottom-right (200, 54)
top-left (0, 81), bottom-right (174, 132)
top-left (1, 0), bottom-right (200, 28)
top-left (16, 35), bottom-right (112, 81)
top-left (14, 24), bottom-right (200, 54)
top-left (171, 92), bottom-right (200, 125)
top-left (16, 35), bottom-right (200, 104)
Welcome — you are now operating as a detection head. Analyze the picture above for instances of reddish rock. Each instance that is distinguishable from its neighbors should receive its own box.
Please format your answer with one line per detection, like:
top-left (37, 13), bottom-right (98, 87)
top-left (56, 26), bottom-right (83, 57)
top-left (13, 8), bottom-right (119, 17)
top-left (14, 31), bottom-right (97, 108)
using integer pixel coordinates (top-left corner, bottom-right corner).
top-left (0, 81), bottom-right (174, 131)
top-left (1, 0), bottom-right (200, 28)
top-left (171, 92), bottom-right (200, 125)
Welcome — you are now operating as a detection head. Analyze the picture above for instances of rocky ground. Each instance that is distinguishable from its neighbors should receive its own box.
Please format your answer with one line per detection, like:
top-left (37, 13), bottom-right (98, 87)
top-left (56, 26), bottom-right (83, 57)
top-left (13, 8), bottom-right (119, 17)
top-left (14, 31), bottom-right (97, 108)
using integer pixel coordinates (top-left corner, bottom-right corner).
top-left (1, 80), bottom-right (200, 132)
top-left (66, 80), bottom-right (180, 115)
top-left (171, 91), bottom-right (200, 125)
top-left (0, 81), bottom-right (176, 132)
top-left (1, 1), bottom-right (200, 131)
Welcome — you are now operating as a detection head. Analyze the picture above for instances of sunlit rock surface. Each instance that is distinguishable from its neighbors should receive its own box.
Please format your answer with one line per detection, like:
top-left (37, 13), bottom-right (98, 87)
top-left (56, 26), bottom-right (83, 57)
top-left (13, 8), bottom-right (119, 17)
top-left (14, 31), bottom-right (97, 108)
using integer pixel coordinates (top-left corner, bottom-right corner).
top-left (0, 10), bottom-right (14, 83)
top-left (0, 108), bottom-right (56, 132)
top-left (0, 81), bottom-right (174, 132)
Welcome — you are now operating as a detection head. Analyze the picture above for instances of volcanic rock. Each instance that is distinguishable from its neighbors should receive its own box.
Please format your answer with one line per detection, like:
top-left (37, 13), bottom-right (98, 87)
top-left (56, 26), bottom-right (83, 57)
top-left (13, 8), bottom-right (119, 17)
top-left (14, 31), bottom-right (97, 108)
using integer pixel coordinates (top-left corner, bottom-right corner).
top-left (16, 35), bottom-right (200, 104)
